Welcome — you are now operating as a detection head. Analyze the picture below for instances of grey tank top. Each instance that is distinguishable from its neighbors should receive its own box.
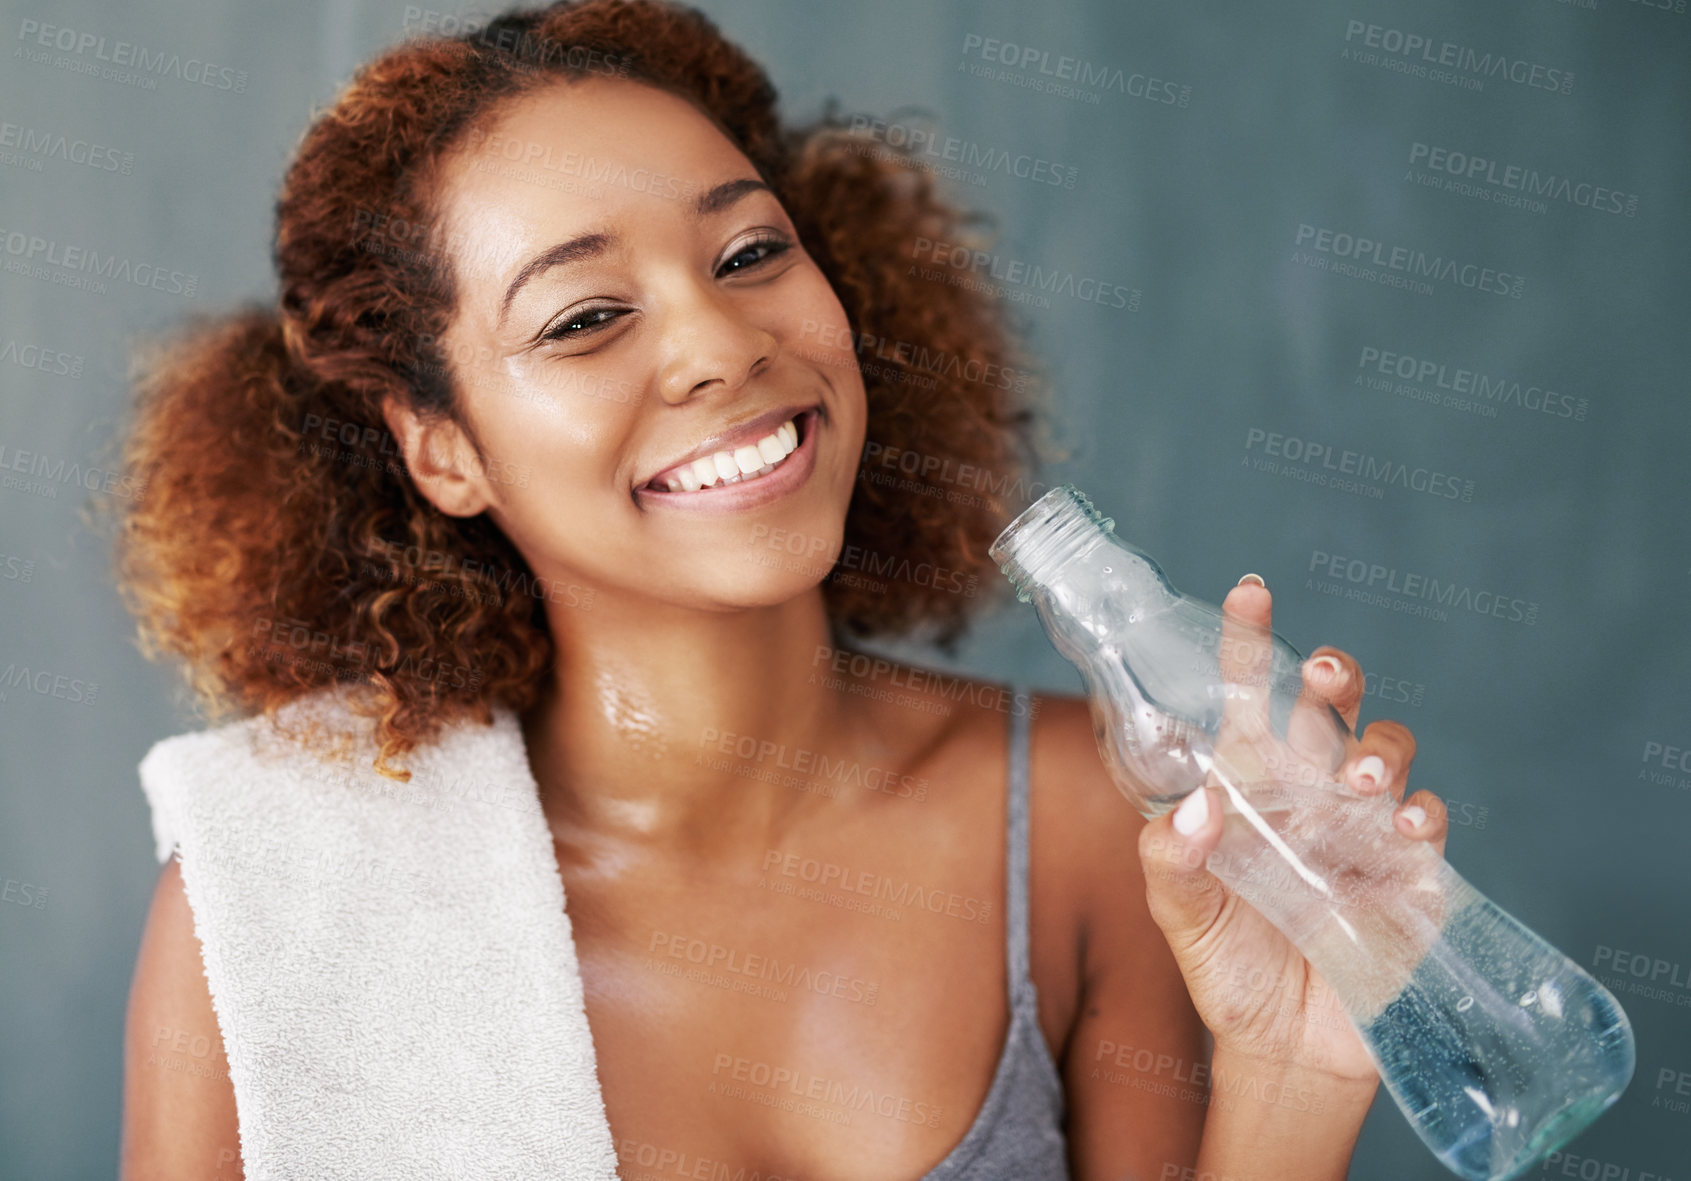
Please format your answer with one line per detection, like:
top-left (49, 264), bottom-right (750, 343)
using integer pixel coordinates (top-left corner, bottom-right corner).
top-left (918, 687), bottom-right (1070, 1180)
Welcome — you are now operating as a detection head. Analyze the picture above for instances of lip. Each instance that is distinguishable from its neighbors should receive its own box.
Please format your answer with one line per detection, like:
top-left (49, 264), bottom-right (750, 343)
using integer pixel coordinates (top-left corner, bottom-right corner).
top-left (634, 407), bottom-right (822, 513)
top-left (636, 402), bottom-right (818, 492)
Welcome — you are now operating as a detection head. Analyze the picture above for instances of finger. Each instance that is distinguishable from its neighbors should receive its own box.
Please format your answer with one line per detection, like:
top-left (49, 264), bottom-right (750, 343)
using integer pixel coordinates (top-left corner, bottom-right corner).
top-left (1395, 789), bottom-right (1448, 858)
top-left (1303, 646), bottom-right (1365, 733)
top-left (1137, 786), bottom-right (1228, 956)
top-left (1218, 577), bottom-right (1274, 740)
top-left (1284, 645), bottom-right (1363, 775)
top-left (1341, 718), bottom-right (1418, 800)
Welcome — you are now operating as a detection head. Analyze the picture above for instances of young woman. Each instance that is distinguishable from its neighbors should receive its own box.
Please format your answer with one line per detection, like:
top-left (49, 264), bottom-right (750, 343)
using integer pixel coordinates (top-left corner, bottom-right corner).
top-left (114, 2), bottom-right (1444, 1177)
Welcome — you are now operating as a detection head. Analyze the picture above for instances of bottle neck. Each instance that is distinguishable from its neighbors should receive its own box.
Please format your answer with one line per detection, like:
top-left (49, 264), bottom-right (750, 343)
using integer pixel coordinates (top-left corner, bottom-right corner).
top-left (990, 485), bottom-right (1117, 602)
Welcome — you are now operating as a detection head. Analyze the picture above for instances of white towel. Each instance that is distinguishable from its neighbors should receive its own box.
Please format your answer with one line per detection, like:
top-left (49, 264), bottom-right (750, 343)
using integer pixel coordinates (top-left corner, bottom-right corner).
top-left (137, 685), bottom-right (620, 1180)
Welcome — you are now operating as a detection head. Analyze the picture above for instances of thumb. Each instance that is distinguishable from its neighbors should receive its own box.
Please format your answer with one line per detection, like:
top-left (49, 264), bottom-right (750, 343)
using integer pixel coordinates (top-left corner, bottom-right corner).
top-left (1137, 784), bottom-right (1229, 955)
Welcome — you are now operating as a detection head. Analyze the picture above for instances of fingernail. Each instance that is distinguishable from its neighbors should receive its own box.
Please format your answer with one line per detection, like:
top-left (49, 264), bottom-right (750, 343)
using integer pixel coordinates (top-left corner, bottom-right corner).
top-left (1310, 655), bottom-right (1342, 684)
top-left (1173, 788), bottom-right (1209, 836)
top-left (1237, 572), bottom-right (1266, 588)
top-left (1400, 804), bottom-right (1427, 829)
top-left (1354, 754), bottom-right (1386, 791)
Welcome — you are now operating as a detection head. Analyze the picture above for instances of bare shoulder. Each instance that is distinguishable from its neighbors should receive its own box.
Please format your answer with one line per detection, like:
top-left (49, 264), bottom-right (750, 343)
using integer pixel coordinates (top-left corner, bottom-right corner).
top-left (847, 660), bottom-right (1146, 881)
top-left (859, 664), bottom-right (1180, 1017)
top-left (122, 857), bottom-right (244, 1178)
top-left (844, 660), bottom-right (1183, 1004)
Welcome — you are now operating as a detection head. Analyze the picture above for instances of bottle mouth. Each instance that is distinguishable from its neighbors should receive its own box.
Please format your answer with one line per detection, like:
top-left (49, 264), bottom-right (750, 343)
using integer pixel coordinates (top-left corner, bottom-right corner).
top-left (989, 484), bottom-right (1114, 601)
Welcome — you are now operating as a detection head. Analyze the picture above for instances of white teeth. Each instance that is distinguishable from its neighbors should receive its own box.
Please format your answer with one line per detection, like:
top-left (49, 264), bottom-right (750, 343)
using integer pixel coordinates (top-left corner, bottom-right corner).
top-left (653, 415), bottom-right (805, 493)
top-left (732, 444), bottom-right (764, 474)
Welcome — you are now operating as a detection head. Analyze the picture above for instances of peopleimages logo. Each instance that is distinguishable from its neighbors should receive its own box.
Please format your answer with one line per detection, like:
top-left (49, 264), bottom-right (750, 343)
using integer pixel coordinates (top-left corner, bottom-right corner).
top-left (1306, 549), bottom-right (1540, 626)
top-left (844, 115), bottom-right (1078, 189)
top-left (0, 225), bottom-right (198, 298)
top-left (1294, 224), bottom-right (1524, 299)
top-left (1242, 427), bottom-right (1474, 503)
top-left (802, 321), bottom-right (1033, 393)
top-left (1354, 345), bottom-right (1589, 421)
top-left (0, 120), bottom-right (135, 174)
top-left (1638, 739), bottom-right (1691, 792)
top-left (1340, 20), bottom-right (1574, 95)
top-left (911, 237), bottom-right (1140, 311)
top-left (1407, 142), bottom-right (1639, 218)
top-left (0, 338), bottom-right (83, 379)
top-left (15, 19), bottom-right (250, 93)
top-left (958, 33), bottom-right (1192, 108)
top-left (0, 441), bottom-right (147, 502)
top-left (0, 663), bottom-right (98, 706)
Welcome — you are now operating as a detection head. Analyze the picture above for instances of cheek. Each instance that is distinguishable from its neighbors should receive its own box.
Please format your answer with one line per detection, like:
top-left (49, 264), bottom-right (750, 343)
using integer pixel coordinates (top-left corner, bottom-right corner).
top-left (776, 263), bottom-right (854, 351)
top-left (474, 400), bottom-right (640, 579)
top-left (796, 304), bottom-right (869, 474)
top-left (469, 359), bottom-right (639, 486)
top-left (503, 354), bottom-right (646, 414)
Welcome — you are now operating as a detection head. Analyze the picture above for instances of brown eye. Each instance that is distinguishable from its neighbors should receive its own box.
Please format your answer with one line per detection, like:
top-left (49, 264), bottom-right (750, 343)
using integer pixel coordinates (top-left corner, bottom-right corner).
top-left (717, 233), bottom-right (791, 276)
top-left (542, 305), bottom-right (624, 341)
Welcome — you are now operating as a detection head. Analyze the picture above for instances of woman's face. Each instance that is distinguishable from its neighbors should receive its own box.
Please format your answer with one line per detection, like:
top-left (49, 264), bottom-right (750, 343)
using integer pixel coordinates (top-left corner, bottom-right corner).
top-left (419, 77), bottom-right (867, 613)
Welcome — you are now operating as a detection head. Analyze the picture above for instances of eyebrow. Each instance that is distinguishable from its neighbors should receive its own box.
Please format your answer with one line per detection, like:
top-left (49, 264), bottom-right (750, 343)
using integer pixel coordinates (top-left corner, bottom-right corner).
top-left (496, 177), bottom-right (775, 328)
top-left (696, 177), bottom-right (771, 216)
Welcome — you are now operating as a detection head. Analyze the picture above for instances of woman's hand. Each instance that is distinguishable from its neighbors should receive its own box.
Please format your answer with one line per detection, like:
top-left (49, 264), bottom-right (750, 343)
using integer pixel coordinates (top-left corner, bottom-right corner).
top-left (1136, 573), bottom-right (1450, 1086)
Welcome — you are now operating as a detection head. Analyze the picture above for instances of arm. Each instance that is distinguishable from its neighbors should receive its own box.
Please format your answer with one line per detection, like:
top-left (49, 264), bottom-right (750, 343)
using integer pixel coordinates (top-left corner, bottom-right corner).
top-left (1189, 1047), bottom-right (1378, 1180)
top-left (1130, 578), bottom-right (1445, 1180)
top-left (121, 856), bottom-right (245, 1179)
top-left (1041, 580), bottom-right (1443, 1180)
top-left (1040, 704), bottom-right (1377, 1181)
top-left (1064, 793), bottom-right (1381, 1181)
top-left (1032, 697), bottom-right (1210, 1177)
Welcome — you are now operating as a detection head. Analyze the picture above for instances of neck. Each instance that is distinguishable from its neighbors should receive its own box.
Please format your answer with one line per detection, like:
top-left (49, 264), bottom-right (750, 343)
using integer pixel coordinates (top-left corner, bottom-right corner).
top-left (520, 584), bottom-right (862, 855)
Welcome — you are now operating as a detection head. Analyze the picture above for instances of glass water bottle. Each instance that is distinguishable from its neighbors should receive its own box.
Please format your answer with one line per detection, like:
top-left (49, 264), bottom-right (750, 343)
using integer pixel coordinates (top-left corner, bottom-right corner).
top-left (989, 484), bottom-right (1634, 1181)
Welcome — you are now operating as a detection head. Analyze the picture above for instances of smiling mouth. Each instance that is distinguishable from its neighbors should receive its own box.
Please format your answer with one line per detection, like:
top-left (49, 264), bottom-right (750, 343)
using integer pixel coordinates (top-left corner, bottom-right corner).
top-left (640, 411), bottom-right (812, 494)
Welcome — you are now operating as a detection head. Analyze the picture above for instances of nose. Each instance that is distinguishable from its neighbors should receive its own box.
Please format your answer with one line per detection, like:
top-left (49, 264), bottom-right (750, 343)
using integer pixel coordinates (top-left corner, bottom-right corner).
top-left (653, 280), bottom-right (776, 405)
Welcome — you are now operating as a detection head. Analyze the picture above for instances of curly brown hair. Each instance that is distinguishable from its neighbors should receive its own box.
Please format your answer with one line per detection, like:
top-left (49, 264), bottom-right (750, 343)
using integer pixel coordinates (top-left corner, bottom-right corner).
top-left (105, 0), bottom-right (1051, 777)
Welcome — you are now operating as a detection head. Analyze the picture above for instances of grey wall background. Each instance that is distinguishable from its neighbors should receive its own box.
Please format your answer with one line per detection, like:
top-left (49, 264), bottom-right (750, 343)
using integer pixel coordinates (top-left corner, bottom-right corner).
top-left (1, 0), bottom-right (1686, 1176)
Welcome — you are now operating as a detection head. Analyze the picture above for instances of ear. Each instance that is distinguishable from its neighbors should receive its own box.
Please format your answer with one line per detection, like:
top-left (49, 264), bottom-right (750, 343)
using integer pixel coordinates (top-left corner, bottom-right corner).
top-left (380, 394), bottom-right (495, 518)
